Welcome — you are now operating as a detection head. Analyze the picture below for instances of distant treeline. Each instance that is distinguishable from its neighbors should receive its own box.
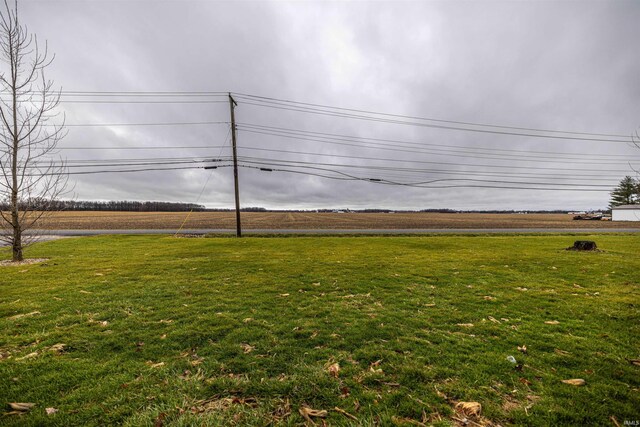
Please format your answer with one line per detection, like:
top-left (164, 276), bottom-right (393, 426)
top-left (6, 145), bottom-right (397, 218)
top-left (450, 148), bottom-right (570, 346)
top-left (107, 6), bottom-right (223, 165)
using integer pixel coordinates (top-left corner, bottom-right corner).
top-left (48, 200), bottom-right (208, 212)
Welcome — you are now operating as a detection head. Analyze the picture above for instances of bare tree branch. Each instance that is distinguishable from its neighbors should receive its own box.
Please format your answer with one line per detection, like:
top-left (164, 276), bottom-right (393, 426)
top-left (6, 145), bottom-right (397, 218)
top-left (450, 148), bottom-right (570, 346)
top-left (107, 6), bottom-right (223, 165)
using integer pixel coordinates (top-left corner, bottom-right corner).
top-left (0, 0), bottom-right (68, 261)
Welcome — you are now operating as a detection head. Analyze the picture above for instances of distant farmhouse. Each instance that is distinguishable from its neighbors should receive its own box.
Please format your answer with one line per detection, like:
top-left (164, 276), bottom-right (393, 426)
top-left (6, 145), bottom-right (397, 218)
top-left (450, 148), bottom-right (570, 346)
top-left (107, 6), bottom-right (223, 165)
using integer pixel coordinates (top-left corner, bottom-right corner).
top-left (611, 205), bottom-right (640, 221)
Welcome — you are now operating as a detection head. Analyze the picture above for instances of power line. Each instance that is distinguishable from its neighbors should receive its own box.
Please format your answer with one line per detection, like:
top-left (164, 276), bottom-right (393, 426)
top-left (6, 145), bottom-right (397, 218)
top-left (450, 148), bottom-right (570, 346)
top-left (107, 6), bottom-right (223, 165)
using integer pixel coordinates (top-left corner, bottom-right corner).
top-left (237, 163), bottom-right (612, 192)
top-left (234, 95), bottom-right (633, 144)
top-left (234, 145), bottom-right (627, 179)
top-left (237, 122), bottom-right (640, 160)
top-left (56, 145), bottom-right (229, 150)
top-left (234, 154), bottom-right (622, 182)
top-left (58, 100), bottom-right (229, 104)
top-left (32, 153), bottom-right (623, 181)
top-left (59, 91), bottom-right (228, 96)
top-left (63, 121), bottom-right (228, 127)
top-left (29, 165), bottom-right (232, 176)
top-left (233, 92), bottom-right (631, 139)
top-left (236, 158), bottom-right (616, 188)
top-left (237, 128), bottom-right (636, 168)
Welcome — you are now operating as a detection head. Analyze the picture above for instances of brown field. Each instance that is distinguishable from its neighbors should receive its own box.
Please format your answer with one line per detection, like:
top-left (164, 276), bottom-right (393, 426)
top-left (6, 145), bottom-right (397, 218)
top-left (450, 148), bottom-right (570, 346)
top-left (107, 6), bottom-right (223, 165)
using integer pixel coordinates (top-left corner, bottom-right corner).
top-left (33, 211), bottom-right (640, 230)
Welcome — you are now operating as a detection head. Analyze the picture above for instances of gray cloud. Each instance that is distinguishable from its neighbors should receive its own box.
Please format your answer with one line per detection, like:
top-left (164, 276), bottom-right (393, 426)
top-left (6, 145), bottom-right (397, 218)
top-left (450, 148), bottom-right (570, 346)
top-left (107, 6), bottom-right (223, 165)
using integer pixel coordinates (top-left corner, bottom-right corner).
top-left (13, 0), bottom-right (640, 210)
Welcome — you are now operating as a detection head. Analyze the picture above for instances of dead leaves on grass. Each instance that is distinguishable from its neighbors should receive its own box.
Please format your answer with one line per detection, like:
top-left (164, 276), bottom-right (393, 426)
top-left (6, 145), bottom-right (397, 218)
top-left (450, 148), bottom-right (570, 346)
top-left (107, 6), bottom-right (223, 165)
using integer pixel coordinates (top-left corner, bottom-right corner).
top-left (369, 359), bottom-right (383, 373)
top-left (241, 343), bottom-right (255, 354)
top-left (8, 311), bottom-right (40, 320)
top-left (8, 402), bottom-right (35, 412)
top-left (16, 351), bottom-right (38, 360)
top-left (188, 396), bottom-right (258, 414)
top-left (561, 378), bottom-right (586, 386)
top-left (298, 405), bottom-right (328, 424)
top-left (146, 361), bottom-right (165, 369)
top-left (326, 362), bottom-right (340, 378)
top-left (451, 401), bottom-right (500, 427)
top-left (271, 398), bottom-right (292, 422)
top-left (455, 401), bottom-right (482, 417)
top-left (334, 406), bottom-right (358, 421)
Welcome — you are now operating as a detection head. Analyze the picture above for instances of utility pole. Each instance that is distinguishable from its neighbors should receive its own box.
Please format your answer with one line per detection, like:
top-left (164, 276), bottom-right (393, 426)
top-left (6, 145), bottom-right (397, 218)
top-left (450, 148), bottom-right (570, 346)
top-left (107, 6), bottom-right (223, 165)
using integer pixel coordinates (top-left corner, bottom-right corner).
top-left (229, 93), bottom-right (242, 237)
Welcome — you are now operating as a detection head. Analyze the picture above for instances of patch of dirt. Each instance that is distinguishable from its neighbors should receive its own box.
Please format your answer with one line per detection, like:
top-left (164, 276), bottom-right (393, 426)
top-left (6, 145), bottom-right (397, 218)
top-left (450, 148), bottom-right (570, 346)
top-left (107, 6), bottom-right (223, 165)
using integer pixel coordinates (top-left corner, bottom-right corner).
top-left (0, 258), bottom-right (48, 267)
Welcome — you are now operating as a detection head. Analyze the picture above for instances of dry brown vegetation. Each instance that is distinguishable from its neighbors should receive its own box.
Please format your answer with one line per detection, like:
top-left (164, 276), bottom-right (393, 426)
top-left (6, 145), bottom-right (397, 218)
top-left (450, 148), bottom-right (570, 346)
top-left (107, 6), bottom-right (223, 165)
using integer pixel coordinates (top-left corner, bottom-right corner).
top-left (32, 211), bottom-right (639, 230)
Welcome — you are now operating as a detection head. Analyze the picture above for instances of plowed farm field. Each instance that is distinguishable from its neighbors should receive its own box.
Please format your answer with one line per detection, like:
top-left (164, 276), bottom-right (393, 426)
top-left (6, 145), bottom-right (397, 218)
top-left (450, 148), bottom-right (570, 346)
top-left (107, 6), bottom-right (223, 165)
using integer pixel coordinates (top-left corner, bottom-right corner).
top-left (35, 211), bottom-right (638, 230)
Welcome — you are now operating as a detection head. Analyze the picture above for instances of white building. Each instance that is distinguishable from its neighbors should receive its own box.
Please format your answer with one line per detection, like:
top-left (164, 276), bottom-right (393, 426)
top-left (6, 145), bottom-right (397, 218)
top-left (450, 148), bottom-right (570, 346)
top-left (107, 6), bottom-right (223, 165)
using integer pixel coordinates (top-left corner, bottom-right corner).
top-left (611, 205), bottom-right (640, 221)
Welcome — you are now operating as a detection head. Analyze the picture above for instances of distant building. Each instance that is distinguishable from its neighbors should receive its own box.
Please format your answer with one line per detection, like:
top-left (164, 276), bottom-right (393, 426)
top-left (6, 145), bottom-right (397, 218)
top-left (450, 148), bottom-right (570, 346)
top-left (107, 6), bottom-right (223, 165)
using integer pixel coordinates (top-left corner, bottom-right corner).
top-left (611, 205), bottom-right (640, 221)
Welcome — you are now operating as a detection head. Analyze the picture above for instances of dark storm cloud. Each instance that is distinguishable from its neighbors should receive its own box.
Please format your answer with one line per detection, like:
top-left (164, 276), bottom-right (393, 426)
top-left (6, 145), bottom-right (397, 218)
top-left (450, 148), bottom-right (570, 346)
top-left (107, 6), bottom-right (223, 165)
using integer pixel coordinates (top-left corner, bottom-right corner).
top-left (16, 0), bottom-right (640, 210)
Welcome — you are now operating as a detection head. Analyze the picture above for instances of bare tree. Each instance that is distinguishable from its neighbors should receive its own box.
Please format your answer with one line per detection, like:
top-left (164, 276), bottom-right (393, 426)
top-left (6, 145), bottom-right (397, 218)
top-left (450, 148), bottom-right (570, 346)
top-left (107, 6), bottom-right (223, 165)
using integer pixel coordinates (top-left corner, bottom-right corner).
top-left (0, 0), bottom-right (67, 261)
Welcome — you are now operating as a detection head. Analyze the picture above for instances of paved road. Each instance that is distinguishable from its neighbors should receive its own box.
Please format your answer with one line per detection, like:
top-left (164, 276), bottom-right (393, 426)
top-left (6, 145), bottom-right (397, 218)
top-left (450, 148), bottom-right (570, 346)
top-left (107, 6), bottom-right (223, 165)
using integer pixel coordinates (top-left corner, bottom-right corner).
top-left (24, 228), bottom-right (640, 236)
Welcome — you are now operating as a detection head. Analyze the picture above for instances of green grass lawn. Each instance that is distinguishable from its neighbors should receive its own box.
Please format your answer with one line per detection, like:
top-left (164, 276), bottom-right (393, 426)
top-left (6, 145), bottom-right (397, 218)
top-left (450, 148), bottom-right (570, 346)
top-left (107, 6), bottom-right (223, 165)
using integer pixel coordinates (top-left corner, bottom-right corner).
top-left (0, 235), bottom-right (639, 426)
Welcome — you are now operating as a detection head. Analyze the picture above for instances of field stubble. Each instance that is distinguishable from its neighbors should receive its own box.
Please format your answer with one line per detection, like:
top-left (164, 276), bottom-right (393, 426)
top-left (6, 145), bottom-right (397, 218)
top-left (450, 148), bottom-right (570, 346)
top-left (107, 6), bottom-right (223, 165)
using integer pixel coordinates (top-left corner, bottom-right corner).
top-left (35, 211), bottom-right (639, 230)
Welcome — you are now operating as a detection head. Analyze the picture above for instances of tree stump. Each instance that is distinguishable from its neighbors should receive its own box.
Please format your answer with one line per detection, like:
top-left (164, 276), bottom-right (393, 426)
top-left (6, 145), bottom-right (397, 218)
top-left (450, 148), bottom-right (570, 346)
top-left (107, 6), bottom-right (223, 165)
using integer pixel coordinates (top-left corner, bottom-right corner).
top-left (566, 240), bottom-right (598, 251)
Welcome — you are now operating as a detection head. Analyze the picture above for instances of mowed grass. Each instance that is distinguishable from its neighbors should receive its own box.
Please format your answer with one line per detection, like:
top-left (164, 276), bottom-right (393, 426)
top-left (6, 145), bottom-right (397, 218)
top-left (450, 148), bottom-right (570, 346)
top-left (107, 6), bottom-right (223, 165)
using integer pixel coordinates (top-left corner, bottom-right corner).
top-left (0, 235), bottom-right (639, 426)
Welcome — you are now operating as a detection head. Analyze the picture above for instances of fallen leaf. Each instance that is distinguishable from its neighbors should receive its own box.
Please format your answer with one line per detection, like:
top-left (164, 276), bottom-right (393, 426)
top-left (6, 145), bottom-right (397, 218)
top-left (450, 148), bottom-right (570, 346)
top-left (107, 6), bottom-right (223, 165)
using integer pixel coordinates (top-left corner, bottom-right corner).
top-left (340, 386), bottom-right (350, 398)
top-left (327, 362), bottom-right (340, 378)
top-left (17, 351), bottom-right (38, 360)
top-left (146, 361), bottom-right (165, 368)
top-left (517, 345), bottom-right (527, 354)
top-left (424, 303), bottom-right (436, 307)
top-left (160, 334), bottom-right (167, 339)
top-left (8, 311), bottom-right (40, 320)
top-left (515, 287), bottom-right (528, 291)
top-left (279, 293), bottom-right (290, 297)
top-left (241, 343), bottom-right (255, 354)
top-left (487, 316), bottom-right (500, 323)
top-left (334, 406), bottom-right (358, 421)
top-left (242, 318), bottom-right (254, 323)
top-left (299, 405), bottom-right (327, 424)
top-left (50, 343), bottom-right (66, 354)
top-left (545, 320), bottom-right (560, 325)
top-left (154, 411), bottom-right (167, 427)
top-left (455, 401), bottom-right (481, 417)
top-left (456, 323), bottom-right (474, 327)
top-left (561, 378), bottom-right (586, 386)
top-left (9, 402), bottom-right (35, 412)
top-left (483, 296), bottom-right (496, 301)
top-left (629, 359), bottom-right (640, 366)
top-left (369, 359), bottom-right (383, 373)
top-left (45, 407), bottom-right (58, 415)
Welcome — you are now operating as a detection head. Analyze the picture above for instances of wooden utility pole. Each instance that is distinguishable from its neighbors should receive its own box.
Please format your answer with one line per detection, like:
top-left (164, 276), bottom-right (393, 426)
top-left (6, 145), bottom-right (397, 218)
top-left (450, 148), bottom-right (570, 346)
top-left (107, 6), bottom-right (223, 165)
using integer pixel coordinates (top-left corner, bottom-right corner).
top-left (229, 93), bottom-right (242, 237)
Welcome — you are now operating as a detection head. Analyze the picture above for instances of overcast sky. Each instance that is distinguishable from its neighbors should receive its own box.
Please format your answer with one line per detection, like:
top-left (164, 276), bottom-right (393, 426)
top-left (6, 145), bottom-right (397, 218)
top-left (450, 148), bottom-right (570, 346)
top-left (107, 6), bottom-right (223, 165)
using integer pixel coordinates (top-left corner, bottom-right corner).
top-left (13, 0), bottom-right (640, 210)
